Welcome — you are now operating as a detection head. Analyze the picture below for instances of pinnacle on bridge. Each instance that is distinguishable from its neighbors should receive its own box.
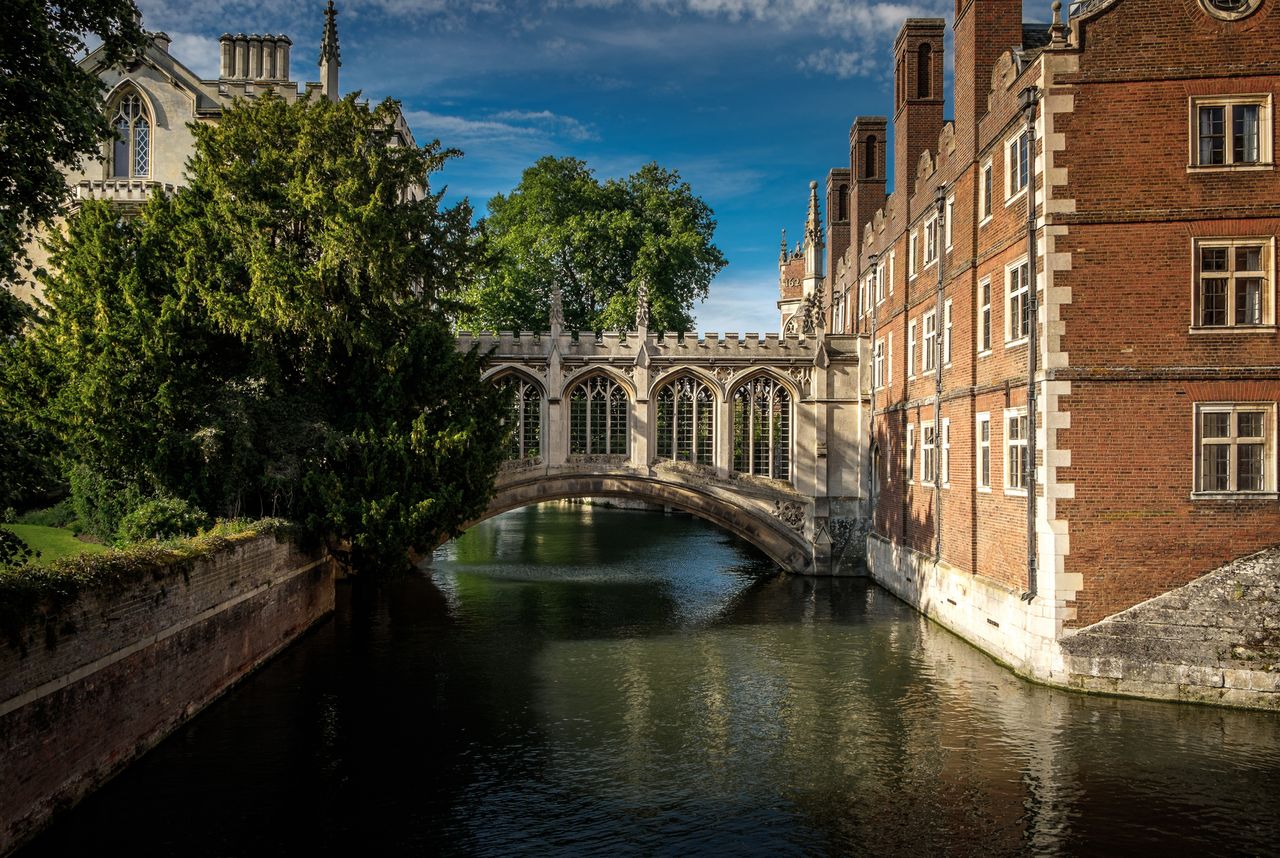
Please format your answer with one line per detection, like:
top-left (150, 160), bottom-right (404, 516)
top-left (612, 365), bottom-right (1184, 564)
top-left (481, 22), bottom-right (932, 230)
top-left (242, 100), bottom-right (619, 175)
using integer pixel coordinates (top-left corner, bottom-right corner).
top-left (779, 228), bottom-right (788, 263)
top-left (549, 282), bottom-right (565, 335)
top-left (635, 279), bottom-right (651, 333)
top-left (805, 180), bottom-right (822, 245)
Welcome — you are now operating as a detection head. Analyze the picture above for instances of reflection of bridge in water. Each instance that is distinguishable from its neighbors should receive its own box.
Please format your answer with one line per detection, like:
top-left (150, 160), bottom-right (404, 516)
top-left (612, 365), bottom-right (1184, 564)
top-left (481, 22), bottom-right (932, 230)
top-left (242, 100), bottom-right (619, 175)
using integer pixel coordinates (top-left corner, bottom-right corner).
top-left (458, 296), bottom-right (871, 574)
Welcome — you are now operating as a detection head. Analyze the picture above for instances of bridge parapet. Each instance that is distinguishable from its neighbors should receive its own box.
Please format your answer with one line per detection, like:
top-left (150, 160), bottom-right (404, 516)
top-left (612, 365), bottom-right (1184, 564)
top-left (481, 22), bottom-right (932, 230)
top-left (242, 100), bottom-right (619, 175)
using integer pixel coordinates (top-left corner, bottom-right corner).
top-left (458, 328), bottom-right (871, 574)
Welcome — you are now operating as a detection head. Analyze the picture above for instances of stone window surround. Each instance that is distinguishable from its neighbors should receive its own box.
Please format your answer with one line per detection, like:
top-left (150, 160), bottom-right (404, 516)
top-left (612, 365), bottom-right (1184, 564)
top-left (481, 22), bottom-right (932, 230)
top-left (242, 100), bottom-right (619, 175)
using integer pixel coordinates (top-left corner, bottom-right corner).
top-left (1187, 93), bottom-right (1273, 171)
top-left (1192, 401), bottom-right (1277, 498)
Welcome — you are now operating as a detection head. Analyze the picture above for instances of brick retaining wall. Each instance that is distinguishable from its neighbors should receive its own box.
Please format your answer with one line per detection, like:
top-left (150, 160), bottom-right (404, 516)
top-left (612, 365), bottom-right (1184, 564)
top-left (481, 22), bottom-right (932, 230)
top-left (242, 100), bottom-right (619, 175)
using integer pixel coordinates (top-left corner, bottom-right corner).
top-left (0, 534), bottom-right (334, 854)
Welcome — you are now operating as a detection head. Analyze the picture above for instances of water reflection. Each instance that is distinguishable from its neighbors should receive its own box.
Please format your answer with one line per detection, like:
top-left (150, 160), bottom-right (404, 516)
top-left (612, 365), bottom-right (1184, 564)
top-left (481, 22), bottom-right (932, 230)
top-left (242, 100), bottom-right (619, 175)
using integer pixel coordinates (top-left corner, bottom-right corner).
top-left (18, 503), bottom-right (1280, 857)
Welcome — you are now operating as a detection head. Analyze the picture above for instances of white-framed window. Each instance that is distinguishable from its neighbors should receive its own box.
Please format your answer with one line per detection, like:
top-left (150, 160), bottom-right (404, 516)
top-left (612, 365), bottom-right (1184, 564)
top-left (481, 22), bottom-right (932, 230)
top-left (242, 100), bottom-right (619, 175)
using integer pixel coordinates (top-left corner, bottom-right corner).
top-left (941, 418), bottom-right (951, 487)
top-left (886, 332), bottom-right (893, 385)
top-left (888, 249), bottom-right (896, 295)
top-left (873, 337), bottom-right (885, 387)
top-left (1194, 402), bottom-right (1275, 495)
top-left (862, 272), bottom-right (873, 316)
top-left (1006, 129), bottom-right (1030, 202)
top-left (976, 413), bottom-right (991, 491)
top-left (945, 194), bottom-right (955, 250)
top-left (924, 215), bottom-right (939, 267)
top-left (1190, 95), bottom-right (1272, 169)
top-left (1192, 238), bottom-right (1274, 328)
top-left (943, 299), bottom-right (953, 365)
top-left (922, 421), bottom-right (936, 484)
top-left (1005, 408), bottom-right (1029, 494)
top-left (909, 230), bottom-right (919, 278)
top-left (1006, 258), bottom-right (1031, 344)
top-left (907, 319), bottom-right (917, 378)
top-left (922, 311), bottom-right (938, 373)
top-left (906, 423), bottom-right (915, 484)
top-left (980, 159), bottom-right (993, 223)
top-left (876, 262), bottom-right (886, 305)
top-left (978, 278), bottom-right (992, 354)
top-left (110, 90), bottom-right (151, 179)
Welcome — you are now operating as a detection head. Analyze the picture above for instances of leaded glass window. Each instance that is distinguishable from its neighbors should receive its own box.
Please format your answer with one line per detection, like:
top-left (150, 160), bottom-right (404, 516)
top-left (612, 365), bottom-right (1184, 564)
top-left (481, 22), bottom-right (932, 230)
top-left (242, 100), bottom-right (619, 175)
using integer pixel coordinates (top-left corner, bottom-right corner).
top-left (731, 376), bottom-right (791, 481)
top-left (496, 375), bottom-right (541, 460)
top-left (111, 92), bottom-right (150, 178)
top-left (655, 375), bottom-right (714, 465)
top-left (569, 375), bottom-right (628, 456)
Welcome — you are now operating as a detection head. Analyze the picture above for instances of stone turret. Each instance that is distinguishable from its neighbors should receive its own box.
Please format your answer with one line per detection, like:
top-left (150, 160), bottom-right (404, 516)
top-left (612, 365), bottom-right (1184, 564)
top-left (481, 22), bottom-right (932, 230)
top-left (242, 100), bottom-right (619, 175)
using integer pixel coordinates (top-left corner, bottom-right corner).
top-left (319, 0), bottom-right (341, 102)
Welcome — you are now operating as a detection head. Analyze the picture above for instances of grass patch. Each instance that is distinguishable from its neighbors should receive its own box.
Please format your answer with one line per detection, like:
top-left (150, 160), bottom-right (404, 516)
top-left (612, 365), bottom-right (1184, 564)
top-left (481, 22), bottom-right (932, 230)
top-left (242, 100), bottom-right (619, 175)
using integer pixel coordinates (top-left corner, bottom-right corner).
top-left (2, 524), bottom-right (105, 564)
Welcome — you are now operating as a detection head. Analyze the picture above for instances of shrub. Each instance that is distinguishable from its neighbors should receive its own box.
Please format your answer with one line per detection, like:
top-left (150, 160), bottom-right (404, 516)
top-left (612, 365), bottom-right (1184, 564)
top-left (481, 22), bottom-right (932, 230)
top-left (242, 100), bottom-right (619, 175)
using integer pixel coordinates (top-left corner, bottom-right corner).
top-left (16, 499), bottom-right (76, 528)
top-left (117, 498), bottom-right (212, 544)
top-left (69, 464), bottom-right (143, 542)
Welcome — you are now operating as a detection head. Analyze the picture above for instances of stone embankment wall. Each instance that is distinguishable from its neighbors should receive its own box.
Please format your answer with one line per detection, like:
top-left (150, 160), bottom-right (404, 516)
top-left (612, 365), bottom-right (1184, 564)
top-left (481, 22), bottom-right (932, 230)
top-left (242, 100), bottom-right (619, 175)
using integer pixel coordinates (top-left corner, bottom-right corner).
top-left (0, 534), bottom-right (334, 855)
top-left (1062, 548), bottom-right (1280, 711)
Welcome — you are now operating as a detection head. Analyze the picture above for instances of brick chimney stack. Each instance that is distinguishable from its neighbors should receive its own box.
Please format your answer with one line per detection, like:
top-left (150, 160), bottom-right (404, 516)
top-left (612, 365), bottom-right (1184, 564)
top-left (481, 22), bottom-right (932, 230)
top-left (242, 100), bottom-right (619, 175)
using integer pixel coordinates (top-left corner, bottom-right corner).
top-left (849, 116), bottom-right (888, 261)
top-left (952, 0), bottom-right (1024, 161)
top-left (892, 19), bottom-right (946, 202)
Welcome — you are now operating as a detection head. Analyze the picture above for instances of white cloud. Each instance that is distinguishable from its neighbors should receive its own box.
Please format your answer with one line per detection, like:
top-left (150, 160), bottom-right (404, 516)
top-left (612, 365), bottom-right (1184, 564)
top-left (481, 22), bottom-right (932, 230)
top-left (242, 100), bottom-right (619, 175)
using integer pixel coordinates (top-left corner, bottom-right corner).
top-left (796, 47), bottom-right (879, 79)
top-left (164, 31), bottom-right (223, 78)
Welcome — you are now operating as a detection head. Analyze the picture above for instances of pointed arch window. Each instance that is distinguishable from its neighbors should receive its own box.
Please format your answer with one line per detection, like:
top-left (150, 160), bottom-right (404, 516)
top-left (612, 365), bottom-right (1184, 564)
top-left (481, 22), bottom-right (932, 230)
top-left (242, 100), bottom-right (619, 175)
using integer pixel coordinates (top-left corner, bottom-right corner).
top-left (732, 376), bottom-right (791, 481)
top-left (656, 375), bottom-right (714, 465)
top-left (917, 44), bottom-right (932, 99)
top-left (496, 375), bottom-right (542, 460)
top-left (111, 91), bottom-right (150, 178)
top-left (569, 375), bottom-right (628, 455)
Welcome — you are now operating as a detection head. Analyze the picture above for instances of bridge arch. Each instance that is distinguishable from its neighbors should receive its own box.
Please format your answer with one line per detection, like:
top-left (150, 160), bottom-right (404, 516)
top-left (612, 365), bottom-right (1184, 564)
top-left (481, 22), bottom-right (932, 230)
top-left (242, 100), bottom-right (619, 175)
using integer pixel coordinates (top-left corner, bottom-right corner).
top-left (470, 472), bottom-right (814, 573)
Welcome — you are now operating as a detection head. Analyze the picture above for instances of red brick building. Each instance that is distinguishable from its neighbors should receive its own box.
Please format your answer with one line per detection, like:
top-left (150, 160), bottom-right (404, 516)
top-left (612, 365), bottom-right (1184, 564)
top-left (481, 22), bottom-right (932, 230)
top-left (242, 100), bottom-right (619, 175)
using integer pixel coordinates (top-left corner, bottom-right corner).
top-left (811, 0), bottom-right (1278, 677)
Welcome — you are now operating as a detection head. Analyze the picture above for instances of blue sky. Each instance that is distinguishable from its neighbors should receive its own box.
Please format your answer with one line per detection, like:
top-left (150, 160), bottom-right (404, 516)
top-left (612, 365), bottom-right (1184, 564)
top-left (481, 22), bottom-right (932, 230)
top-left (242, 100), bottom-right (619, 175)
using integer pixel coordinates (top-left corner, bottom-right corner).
top-left (133, 0), bottom-right (975, 333)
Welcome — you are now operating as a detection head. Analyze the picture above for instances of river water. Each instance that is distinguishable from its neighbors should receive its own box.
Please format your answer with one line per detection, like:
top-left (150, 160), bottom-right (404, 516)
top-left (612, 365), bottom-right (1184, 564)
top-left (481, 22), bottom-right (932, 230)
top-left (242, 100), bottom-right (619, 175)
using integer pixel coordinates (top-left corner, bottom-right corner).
top-left (20, 504), bottom-right (1280, 857)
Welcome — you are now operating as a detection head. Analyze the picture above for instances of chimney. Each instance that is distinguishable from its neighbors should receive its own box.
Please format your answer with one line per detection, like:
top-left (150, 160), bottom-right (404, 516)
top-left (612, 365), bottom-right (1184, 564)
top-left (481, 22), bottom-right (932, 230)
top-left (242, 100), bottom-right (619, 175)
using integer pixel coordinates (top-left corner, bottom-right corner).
top-left (953, 0), bottom-right (1024, 161)
top-left (849, 116), bottom-right (888, 261)
top-left (275, 35), bottom-right (292, 82)
top-left (248, 34), bottom-right (263, 79)
top-left (151, 31), bottom-right (171, 53)
top-left (892, 19), bottom-right (945, 202)
top-left (825, 168), bottom-right (852, 284)
top-left (263, 35), bottom-right (277, 80)
top-left (234, 34), bottom-right (248, 80)
top-left (319, 1), bottom-right (341, 101)
top-left (219, 34), bottom-right (234, 78)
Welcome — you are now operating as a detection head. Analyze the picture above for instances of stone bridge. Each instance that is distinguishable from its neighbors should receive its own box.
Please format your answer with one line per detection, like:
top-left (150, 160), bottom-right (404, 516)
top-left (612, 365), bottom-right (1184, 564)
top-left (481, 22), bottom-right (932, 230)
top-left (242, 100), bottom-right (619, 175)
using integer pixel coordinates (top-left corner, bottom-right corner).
top-left (458, 309), bottom-right (871, 574)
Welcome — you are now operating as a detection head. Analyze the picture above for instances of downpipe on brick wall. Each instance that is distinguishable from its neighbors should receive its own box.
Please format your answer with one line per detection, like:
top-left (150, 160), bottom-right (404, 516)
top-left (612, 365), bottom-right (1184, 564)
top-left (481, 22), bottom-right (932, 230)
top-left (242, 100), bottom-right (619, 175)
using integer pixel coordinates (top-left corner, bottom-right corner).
top-left (933, 184), bottom-right (946, 564)
top-left (866, 252), bottom-right (880, 525)
top-left (1021, 84), bottom-right (1041, 603)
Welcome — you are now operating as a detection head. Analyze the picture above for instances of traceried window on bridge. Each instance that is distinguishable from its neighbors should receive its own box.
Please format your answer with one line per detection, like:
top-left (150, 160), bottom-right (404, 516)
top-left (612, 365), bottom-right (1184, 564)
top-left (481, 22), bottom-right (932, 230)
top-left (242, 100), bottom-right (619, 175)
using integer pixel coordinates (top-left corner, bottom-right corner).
top-left (655, 375), bottom-right (714, 465)
top-left (111, 91), bottom-right (150, 178)
top-left (732, 376), bottom-right (791, 481)
top-left (569, 375), bottom-right (628, 456)
top-left (496, 375), bottom-right (541, 460)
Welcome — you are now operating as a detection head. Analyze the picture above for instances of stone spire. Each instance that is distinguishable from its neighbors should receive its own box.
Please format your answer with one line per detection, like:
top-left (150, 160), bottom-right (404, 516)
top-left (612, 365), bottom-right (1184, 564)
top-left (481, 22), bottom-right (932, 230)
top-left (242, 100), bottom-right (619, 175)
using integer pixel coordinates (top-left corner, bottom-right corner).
top-left (1048, 0), bottom-right (1070, 47)
top-left (779, 229), bottom-right (788, 263)
top-left (802, 180), bottom-right (824, 303)
top-left (805, 180), bottom-right (822, 246)
top-left (319, 0), bottom-right (341, 102)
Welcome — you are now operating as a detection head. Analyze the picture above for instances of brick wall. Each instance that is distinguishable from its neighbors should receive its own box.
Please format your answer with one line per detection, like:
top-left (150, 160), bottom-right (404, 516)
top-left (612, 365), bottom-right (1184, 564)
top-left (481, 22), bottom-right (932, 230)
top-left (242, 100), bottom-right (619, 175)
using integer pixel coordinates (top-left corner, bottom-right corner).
top-left (0, 535), bottom-right (333, 854)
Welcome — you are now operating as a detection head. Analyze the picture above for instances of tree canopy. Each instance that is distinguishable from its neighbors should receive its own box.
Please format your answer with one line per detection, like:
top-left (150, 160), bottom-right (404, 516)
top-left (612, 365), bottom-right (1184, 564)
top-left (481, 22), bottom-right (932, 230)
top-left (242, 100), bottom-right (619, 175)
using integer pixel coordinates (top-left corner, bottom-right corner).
top-left (0, 0), bottom-right (145, 286)
top-left (458, 156), bottom-right (727, 334)
top-left (8, 94), bottom-right (509, 568)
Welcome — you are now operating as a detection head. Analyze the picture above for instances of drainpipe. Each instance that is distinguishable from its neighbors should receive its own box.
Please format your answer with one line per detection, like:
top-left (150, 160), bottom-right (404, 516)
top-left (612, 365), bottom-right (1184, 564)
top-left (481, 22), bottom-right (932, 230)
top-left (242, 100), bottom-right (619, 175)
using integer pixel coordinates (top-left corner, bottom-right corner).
top-left (866, 252), bottom-right (880, 522)
top-left (933, 184), bottom-right (946, 563)
top-left (1021, 84), bottom-right (1041, 602)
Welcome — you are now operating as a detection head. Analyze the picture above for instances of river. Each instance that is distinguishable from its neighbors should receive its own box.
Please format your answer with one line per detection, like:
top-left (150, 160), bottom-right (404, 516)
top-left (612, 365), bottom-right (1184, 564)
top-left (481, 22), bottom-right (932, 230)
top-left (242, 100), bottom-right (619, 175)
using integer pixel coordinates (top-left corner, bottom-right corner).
top-left (19, 503), bottom-right (1280, 856)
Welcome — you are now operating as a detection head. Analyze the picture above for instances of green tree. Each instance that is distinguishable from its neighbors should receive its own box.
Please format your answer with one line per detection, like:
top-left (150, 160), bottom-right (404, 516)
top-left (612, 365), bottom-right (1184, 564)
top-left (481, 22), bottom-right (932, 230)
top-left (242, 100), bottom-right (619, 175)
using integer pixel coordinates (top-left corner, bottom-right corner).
top-left (459, 156), bottom-right (727, 334)
top-left (15, 94), bottom-right (510, 567)
top-left (0, 0), bottom-right (146, 285)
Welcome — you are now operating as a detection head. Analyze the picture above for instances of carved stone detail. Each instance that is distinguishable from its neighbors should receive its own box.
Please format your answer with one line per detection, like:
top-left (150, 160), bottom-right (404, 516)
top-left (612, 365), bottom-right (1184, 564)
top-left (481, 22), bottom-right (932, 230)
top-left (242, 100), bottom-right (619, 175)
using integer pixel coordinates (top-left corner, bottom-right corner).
top-left (772, 500), bottom-right (806, 532)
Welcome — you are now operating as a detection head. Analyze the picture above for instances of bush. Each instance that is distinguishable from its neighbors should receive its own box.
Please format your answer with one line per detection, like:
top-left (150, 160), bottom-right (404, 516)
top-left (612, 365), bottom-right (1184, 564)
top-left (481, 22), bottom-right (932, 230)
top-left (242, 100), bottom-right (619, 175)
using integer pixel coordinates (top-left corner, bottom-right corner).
top-left (16, 499), bottom-right (76, 528)
top-left (69, 464), bottom-right (142, 542)
top-left (117, 498), bottom-right (212, 545)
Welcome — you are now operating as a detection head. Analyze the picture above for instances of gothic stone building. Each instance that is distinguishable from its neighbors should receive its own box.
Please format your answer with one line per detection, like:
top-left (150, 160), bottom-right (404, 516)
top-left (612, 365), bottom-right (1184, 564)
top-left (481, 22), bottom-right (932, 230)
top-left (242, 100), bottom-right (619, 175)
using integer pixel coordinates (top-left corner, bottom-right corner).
top-left (790, 0), bottom-right (1279, 679)
top-left (15, 2), bottom-right (416, 303)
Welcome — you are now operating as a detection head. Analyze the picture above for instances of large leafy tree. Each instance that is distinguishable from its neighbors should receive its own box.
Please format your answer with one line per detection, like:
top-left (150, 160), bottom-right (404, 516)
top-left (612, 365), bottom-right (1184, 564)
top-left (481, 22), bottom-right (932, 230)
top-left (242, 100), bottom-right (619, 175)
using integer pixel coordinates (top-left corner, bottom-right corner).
top-left (14, 94), bottom-right (509, 568)
top-left (459, 156), bottom-right (727, 334)
top-left (0, 0), bottom-right (146, 286)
